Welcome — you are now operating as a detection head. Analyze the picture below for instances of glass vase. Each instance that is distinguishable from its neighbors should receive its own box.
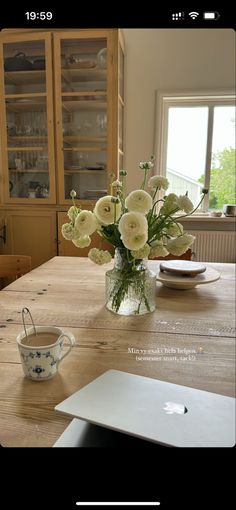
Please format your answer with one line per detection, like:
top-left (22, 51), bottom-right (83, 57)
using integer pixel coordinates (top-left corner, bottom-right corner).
top-left (105, 248), bottom-right (156, 316)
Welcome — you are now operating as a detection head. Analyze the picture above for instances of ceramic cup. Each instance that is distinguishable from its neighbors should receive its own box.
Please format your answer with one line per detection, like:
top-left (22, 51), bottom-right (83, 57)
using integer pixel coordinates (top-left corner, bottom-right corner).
top-left (17, 326), bottom-right (75, 381)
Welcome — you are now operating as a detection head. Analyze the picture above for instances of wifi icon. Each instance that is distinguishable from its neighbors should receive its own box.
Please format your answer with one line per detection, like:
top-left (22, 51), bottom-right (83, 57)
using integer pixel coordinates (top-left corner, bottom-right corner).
top-left (189, 11), bottom-right (199, 19)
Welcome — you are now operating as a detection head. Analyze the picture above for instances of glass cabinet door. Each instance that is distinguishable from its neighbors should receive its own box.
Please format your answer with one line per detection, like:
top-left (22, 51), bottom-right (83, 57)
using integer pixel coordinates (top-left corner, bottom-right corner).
top-left (0, 32), bottom-right (56, 203)
top-left (54, 31), bottom-right (112, 204)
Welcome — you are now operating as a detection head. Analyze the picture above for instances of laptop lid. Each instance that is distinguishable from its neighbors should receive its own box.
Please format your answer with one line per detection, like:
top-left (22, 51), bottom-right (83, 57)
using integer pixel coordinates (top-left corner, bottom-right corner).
top-left (55, 370), bottom-right (235, 447)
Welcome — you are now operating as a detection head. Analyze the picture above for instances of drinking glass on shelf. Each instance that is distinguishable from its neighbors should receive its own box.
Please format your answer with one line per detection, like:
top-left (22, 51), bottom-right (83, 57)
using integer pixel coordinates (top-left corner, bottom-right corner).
top-left (96, 113), bottom-right (107, 133)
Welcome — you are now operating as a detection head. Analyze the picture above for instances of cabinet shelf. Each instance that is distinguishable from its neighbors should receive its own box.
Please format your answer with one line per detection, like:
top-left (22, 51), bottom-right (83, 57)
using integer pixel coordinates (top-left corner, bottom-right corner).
top-left (64, 169), bottom-right (106, 175)
top-left (5, 93), bottom-right (47, 99)
top-left (8, 136), bottom-right (47, 142)
top-left (9, 168), bottom-right (48, 173)
top-left (7, 146), bottom-right (47, 152)
top-left (63, 146), bottom-right (106, 152)
top-left (5, 70), bottom-right (46, 85)
top-left (61, 91), bottom-right (107, 98)
top-left (62, 100), bottom-right (106, 112)
top-left (61, 68), bottom-right (106, 83)
top-left (63, 136), bottom-right (106, 144)
top-left (6, 102), bottom-right (46, 112)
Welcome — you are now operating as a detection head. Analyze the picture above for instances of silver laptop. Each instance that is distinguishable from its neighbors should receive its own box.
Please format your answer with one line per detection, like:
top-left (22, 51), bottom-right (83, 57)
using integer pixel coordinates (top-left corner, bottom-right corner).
top-left (55, 370), bottom-right (235, 447)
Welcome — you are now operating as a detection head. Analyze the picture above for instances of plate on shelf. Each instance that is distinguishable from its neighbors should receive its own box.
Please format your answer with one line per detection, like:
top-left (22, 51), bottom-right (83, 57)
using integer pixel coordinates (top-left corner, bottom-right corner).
top-left (160, 260), bottom-right (206, 276)
top-left (156, 267), bottom-right (220, 290)
top-left (85, 166), bottom-right (105, 171)
top-left (65, 61), bottom-right (96, 69)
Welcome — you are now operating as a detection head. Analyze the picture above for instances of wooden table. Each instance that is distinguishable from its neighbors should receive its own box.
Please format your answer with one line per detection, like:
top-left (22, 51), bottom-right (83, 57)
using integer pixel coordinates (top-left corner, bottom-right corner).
top-left (0, 257), bottom-right (235, 447)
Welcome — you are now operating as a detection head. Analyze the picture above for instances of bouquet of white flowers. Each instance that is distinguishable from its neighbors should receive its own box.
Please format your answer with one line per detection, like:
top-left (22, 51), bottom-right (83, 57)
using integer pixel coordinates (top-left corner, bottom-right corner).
top-left (62, 156), bottom-right (207, 314)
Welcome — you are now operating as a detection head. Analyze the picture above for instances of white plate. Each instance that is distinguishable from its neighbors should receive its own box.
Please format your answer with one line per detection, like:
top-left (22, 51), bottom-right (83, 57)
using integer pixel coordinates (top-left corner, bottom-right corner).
top-left (160, 260), bottom-right (206, 276)
top-left (156, 267), bottom-right (220, 289)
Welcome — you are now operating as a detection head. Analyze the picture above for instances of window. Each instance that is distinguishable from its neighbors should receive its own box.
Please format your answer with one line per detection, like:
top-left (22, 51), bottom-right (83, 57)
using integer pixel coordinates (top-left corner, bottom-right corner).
top-left (157, 93), bottom-right (236, 211)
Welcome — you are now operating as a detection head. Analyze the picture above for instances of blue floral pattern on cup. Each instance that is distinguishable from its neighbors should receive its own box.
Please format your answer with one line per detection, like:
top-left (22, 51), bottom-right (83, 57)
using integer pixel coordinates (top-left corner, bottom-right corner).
top-left (17, 327), bottom-right (75, 381)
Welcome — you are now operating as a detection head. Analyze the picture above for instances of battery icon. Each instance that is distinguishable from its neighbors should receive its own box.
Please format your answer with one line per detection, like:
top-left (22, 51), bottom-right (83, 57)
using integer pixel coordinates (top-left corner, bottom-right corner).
top-left (203, 11), bottom-right (220, 20)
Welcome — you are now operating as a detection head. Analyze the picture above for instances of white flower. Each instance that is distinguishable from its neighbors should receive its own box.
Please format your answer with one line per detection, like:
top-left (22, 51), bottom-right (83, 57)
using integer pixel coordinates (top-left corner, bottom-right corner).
top-left (148, 176), bottom-right (169, 191)
top-left (139, 160), bottom-right (154, 170)
top-left (160, 193), bottom-right (179, 215)
top-left (125, 190), bottom-right (152, 214)
top-left (118, 212), bottom-right (148, 238)
top-left (131, 244), bottom-right (151, 259)
top-left (112, 179), bottom-right (122, 188)
top-left (149, 240), bottom-right (169, 258)
top-left (88, 248), bottom-right (112, 265)
top-left (67, 206), bottom-right (79, 222)
top-left (167, 234), bottom-right (195, 256)
top-left (75, 210), bottom-right (97, 236)
top-left (122, 232), bottom-right (148, 251)
top-left (177, 195), bottom-right (194, 214)
top-left (94, 195), bottom-right (121, 225)
top-left (61, 223), bottom-right (77, 240)
top-left (165, 222), bottom-right (183, 236)
top-left (72, 235), bottom-right (91, 248)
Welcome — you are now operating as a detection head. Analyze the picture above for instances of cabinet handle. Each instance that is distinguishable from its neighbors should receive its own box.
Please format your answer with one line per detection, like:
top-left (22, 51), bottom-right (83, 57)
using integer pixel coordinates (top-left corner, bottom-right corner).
top-left (0, 224), bottom-right (7, 244)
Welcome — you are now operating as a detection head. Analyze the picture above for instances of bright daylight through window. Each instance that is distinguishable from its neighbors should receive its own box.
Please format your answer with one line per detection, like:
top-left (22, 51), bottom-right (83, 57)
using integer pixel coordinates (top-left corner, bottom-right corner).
top-left (160, 95), bottom-right (235, 212)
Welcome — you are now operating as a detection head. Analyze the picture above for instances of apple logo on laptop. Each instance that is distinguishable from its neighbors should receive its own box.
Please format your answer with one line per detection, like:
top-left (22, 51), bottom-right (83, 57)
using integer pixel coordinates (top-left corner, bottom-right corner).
top-left (163, 402), bottom-right (188, 414)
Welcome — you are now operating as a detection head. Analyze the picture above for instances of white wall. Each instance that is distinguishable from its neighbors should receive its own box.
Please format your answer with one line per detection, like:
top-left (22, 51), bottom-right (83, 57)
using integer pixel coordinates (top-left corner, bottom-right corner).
top-left (123, 29), bottom-right (235, 192)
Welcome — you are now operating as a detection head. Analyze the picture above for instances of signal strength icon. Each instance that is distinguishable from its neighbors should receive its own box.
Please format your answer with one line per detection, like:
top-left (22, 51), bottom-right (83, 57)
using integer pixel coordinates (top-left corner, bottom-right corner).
top-left (189, 11), bottom-right (199, 19)
top-left (172, 12), bottom-right (184, 20)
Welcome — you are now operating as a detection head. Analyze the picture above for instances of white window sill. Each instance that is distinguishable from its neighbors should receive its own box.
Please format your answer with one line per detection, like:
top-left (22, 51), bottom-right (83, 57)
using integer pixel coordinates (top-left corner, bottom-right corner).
top-left (179, 215), bottom-right (235, 223)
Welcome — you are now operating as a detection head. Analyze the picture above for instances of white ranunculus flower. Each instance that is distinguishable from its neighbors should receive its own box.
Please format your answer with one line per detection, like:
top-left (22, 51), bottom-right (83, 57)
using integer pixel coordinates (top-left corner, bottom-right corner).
top-left (165, 222), bottom-right (184, 236)
top-left (177, 195), bottom-right (194, 214)
top-left (67, 205), bottom-right (79, 222)
top-left (75, 210), bottom-right (97, 236)
top-left (88, 248), bottom-right (112, 265)
top-left (167, 234), bottom-right (195, 256)
top-left (131, 243), bottom-right (151, 259)
top-left (149, 240), bottom-right (169, 258)
top-left (72, 235), bottom-right (91, 248)
top-left (61, 223), bottom-right (77, 240)
top-left (125, 190), bottom-right (152, 214)
top-left (118, 212), bottom-right (148, 238)
top-left (94, 195), bottom-right (121, 225)
top-left (160, 193), bottom-right (179, 215)
top-left (148, 176), bottom-right (169, 191)
top-left (112, 179), bottom-right (122, 188)
top-left (122, 232), bottom-right (148, 251)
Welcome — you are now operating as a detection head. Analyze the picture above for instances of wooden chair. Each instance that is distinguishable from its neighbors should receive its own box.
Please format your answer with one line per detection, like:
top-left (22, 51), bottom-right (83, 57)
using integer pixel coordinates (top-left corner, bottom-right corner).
top-left (0, 255), bottom-right (31, 288)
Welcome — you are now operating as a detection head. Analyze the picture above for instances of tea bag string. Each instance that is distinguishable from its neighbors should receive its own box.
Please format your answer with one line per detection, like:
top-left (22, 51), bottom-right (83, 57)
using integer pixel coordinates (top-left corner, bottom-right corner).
top-left (21, 308), bottom-right (37, 339)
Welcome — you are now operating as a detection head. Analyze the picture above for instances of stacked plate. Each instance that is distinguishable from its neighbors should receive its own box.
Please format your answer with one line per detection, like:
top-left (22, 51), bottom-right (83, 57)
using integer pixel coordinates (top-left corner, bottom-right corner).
top-left (85, 190), bottom-right (107, 200)
top-left (156, 260), bottom-right (220, 290)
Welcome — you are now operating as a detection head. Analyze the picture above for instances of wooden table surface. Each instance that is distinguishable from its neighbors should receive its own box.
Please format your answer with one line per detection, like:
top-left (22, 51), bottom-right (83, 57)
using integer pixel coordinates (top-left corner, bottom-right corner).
top-left (0, 256), bottom-right (235, 447)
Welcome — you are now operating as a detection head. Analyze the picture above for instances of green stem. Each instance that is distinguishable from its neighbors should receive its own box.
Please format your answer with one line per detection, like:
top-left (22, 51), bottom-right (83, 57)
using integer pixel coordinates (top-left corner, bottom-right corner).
top-left (140, 168), bottom-right (148, 190)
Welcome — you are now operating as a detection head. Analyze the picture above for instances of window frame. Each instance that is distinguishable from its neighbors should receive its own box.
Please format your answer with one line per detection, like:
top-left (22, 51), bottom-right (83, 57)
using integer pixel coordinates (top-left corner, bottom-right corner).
top-left (155, 90), bottom-right (236, 213)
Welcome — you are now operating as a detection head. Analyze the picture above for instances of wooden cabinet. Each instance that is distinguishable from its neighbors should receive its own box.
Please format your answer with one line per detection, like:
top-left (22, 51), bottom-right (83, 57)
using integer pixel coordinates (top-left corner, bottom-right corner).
top-left (0, 32), bottom-right (56, 204)
top-left (0, 29), bottom-right (124, 265)
top-left (0, 210), bottom-right (57, 268)
top-left (53, 30), bottom-right (124, 204)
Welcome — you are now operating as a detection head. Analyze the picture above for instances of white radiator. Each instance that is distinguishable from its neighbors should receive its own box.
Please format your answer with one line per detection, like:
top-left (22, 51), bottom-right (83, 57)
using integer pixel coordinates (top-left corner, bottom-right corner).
top-left (189, 230), bottom-right (236, 263)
